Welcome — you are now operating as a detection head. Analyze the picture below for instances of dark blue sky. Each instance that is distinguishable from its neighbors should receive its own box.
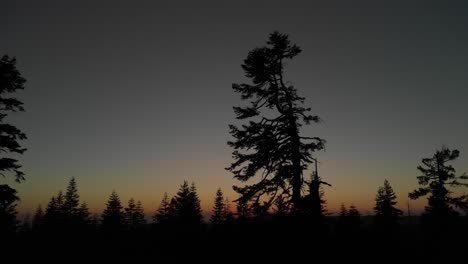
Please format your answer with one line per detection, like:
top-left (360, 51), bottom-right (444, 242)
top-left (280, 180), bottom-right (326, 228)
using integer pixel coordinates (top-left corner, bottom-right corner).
top-left (3, 1), bottom-right (468, 214)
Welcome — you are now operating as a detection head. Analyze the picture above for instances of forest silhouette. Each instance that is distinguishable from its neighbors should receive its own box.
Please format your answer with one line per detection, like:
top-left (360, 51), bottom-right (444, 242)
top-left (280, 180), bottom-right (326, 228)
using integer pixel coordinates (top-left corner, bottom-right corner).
top-left (1, 33), bottom-right (468, 260)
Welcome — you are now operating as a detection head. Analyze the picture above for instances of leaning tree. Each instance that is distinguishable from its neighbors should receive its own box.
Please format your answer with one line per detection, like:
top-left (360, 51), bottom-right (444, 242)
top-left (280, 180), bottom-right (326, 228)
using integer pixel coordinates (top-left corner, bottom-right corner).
top-left (227, 32), bottom-right (325, 213)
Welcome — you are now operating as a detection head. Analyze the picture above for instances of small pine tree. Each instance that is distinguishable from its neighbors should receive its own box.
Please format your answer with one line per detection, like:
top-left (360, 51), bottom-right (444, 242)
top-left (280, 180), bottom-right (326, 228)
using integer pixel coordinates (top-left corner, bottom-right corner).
top-left (101, 190), bottom-right (124, 232)
top-left (135, 200), bottom-right (146, 225)
top-left (45, 196), bottom-right (57, 220)
top-left (44, 191), bottom-right (65, 229)
top-left (124, 198), bottom-right (136, 227)
top-left (172, 181), bottom-right (202, 225)
top-left (210, 188), bottom-right (226, 225)
top-left (124, 198), bottom-right (146, 230)
top-left (374, 179), bottom-right (403, 230)
top-left (55, 190), bottom-right (65, 215)
top-left (63, 177), bottom-right (80, 218)
top-left (154, 192), bottom-right (174, 224)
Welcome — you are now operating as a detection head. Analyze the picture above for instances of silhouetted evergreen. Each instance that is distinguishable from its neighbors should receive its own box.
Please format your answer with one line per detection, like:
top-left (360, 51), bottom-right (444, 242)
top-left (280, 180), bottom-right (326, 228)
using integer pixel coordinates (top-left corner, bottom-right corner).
top-left (227, 32), bottom-right (325, 212)
top-left (171, 181), bottom-right (202, 225)
top-left (0, 184), bottom-right (19, 236)
top-left (63, 177), bottom-right (80, 219)
top-left (409, 147), bottom-right (468, 221)
top-left (374, 179), bottom-right (402, 230)
top-left (0, 55), bottom-right (27, 183)
top-left (210, 188), bottom-right (233, 226)
top-left (301, 171), bottom-right (330, 220)
top-left (0, 55), bottom-right (27, 237)
top-left (43, 191), bottom-right (65, 229)
top-left (210, 188), bottom-right (225, 225)
top-left (154, 192), bottom-right (174, 224)
top-left (124, 198), bottom-right (146, 230)
top-left (101, 190), bottom-right (124, 232)
top-left (32, 204), bottom-right (44, 230)
top-left (336, 204), bottom-right (361, 235)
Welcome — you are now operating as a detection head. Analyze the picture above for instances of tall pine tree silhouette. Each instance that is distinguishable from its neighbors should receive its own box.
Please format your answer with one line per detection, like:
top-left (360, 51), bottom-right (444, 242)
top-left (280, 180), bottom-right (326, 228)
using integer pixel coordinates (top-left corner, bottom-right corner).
top-left (227, 32), bottom-right (324, 212)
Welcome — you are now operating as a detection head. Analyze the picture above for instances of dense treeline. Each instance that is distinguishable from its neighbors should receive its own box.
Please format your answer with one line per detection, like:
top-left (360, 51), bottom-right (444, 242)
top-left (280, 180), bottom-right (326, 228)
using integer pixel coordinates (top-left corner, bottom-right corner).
top-left (4, 175), bottom-right (468, 261)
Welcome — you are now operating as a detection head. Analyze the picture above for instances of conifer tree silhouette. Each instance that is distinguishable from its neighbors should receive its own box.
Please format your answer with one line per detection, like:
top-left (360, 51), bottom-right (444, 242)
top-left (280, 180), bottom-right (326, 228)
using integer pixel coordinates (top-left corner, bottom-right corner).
top-left (227, 32), bottom-right (324, 212)
top-left (0, 55), bottom-right (27, 182)
top-left (154, 192), bottom-right (174, 224)
top-left (101, 190), bottom-right (124, 232)
top-left (210, 188), bottom-right (227, 225)
top-left (63, 177), bottom-right (80, 219)
top-left (409, 147), bottom-right (468, 220)
top-left (44, 191), bottom-right (65, 229)
top-left (0, 55), bottom-right (27, 236)
top-left (124, 198), bottom-right (146, 230)
top-left (172, 181), bottom-right (202, 225)
top-left (374, 179), bottom-right (402, 230)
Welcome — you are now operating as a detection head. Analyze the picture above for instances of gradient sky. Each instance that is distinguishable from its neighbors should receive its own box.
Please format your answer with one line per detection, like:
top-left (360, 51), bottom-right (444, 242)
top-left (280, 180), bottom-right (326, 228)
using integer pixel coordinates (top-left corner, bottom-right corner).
top-left (2, 1), bottom-right (468, 217)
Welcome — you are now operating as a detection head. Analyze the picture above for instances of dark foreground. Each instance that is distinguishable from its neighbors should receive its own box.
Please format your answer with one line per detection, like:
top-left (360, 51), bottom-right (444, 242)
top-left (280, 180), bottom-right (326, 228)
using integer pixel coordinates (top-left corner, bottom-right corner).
top-left (5, 217), bottom-right (468, 262)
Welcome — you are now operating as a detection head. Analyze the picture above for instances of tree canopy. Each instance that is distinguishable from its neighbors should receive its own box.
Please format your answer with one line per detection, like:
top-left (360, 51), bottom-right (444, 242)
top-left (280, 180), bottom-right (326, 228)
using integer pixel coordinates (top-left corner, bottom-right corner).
top-left (227, 32), bottom-right (324, 213)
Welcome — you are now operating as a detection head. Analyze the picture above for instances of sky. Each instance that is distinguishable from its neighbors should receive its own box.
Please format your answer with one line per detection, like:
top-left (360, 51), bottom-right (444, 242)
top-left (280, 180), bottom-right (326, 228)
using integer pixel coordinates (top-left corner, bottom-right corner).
top-left (2, 1), bottom-right (468, 217)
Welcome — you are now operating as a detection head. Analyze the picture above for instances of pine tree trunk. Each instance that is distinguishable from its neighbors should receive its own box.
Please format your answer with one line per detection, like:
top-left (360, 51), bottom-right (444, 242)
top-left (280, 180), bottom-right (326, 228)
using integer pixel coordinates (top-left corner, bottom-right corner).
top-left (288, 110), bottom-right (302, 211)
